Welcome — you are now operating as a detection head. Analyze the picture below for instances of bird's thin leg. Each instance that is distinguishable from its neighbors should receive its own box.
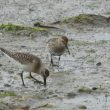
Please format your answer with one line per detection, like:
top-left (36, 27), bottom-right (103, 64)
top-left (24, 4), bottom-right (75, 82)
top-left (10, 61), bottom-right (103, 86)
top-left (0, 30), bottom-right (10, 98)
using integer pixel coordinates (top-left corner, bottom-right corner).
top-left (66, 45), bottom-right (70, 55)
top-left (50, 54), bottom-right (54, 66)
top-left (58, 56), bottom-right (61, 67)
top-left (20, 71), bottom-right (25, 86)
top-left (30, 72), bottom-right (43, 84)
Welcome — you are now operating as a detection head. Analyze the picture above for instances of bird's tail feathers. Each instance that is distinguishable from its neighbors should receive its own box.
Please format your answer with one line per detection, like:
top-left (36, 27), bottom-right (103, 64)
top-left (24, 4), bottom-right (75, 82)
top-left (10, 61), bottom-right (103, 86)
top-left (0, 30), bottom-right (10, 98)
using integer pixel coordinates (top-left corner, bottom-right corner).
top-left (0, 48), bottom-right (12, 57)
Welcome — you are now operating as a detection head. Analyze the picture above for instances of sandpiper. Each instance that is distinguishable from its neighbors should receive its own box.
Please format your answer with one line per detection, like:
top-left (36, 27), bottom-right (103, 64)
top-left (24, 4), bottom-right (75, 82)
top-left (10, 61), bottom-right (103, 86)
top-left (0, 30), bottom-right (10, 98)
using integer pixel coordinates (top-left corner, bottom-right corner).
top-left (0, 48), bottom-right (49, 87)
top-left (47, 35), bottom-right (70, 66)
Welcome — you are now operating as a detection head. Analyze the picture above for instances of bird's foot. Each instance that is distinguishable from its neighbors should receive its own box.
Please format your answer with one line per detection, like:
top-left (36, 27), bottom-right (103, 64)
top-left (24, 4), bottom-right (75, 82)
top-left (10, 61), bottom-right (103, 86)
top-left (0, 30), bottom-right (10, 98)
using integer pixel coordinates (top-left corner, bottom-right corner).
top-left (22, 84), bottom-right (28, 88)
top-left (33, 79), bottom-right (44, 85)
top-left (50, 61), bottom-right (59, 67)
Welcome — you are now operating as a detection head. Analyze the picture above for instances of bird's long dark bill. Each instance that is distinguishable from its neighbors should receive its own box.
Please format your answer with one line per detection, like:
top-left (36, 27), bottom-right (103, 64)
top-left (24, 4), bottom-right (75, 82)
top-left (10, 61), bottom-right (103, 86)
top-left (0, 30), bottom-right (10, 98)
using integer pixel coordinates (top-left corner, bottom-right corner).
top-left (66, 46), bottom-right (70, 55)
top-left (44, 77), bottom-right (46, 87)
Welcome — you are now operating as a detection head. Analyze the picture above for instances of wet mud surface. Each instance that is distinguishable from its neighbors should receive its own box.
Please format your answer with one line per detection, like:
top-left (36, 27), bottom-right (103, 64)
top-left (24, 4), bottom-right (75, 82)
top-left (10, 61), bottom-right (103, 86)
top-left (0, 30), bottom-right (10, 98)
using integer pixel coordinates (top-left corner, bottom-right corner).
top-left (0, 0), bottom-right (110, 110)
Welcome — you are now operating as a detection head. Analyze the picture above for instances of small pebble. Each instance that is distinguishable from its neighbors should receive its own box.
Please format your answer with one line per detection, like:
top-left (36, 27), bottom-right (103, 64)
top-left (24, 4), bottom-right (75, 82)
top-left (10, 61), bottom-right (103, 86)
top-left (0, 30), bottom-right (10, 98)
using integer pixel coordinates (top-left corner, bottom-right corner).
top-left (92, 87), bottom-right (98, 90)
top-left (8, 70), bottom-right (14, 74)
top-left (66, 92), bottom-right (76, 98)
top-left (90, 72), bottom-right (97, 74)
top-left (96, 62), bottom-right (101, 66)
top-left (78, 105), bottom-right (87, 109)
top-left (4, 84), bottom-right (11, 87)
top-left (21, 45), bottom-right (26, 48)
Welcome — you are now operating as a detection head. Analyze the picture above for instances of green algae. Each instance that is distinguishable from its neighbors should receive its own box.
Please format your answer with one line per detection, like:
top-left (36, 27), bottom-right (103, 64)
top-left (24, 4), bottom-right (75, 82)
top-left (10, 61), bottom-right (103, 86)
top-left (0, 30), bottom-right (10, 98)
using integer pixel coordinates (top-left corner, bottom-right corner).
top-left (73, 14), bottom-right (94, 24)
top-left (55, 14), bottom-right (109, 26)
top-left (0, 91), bottom-right (16, 98)
top-left (60, 14), bottom-right (94, 24)
top-left (78, 86), bottom-right (93, 93)
top-left (0, 23), bottom-right (47, 32)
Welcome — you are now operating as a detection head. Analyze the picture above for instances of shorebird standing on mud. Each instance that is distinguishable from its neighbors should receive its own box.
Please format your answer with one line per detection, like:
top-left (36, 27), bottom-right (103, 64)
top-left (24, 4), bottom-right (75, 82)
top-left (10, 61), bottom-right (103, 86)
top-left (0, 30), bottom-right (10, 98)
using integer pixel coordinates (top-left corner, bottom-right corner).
top-left (0, 48), bottom-right (49, 87)
top-left (47, 36), bottom-right (70, 67)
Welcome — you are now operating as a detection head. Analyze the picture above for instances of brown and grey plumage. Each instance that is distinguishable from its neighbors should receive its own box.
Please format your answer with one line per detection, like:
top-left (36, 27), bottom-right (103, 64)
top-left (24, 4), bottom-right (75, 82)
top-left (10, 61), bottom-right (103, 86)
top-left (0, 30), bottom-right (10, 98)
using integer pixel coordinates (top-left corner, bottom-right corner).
top-left (0, 48), bottom-right (49, 87)
top-left (47, 36), bottom-right (70, 66)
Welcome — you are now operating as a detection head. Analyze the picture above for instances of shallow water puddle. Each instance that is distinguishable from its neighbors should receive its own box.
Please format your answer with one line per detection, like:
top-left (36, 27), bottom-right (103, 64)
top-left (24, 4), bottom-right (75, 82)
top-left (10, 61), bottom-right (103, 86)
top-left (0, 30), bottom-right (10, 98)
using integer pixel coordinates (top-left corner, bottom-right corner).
top-left (62, 94), bottom-right (110, 110)
top-left (94, 33), bottom-right (110, 40)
